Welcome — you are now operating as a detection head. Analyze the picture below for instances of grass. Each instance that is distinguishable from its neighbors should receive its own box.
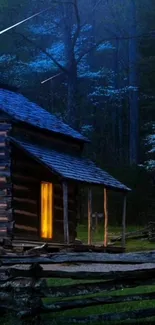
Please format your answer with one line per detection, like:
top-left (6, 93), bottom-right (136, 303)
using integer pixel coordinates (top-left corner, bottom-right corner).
top-left (43, 282), bottom-right (155, 324)
top-left (77, 223), bottom-right (155, 252)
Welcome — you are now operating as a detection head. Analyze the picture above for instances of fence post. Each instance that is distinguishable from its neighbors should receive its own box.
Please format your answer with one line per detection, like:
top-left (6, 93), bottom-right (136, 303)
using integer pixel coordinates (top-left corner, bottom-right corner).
top-left (63, 182), bottom-right (69, 244)
top-left (104, 188), bottom-right (108, 247)
top-left (88, 188), bottom-right (92, 245)
top-left (122, 194), bottom-right (127, 248)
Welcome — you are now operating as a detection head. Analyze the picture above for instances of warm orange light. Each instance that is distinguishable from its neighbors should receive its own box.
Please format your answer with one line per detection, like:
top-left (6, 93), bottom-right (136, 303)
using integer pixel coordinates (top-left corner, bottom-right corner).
top-left (41, 182), bottom-right (53, 239)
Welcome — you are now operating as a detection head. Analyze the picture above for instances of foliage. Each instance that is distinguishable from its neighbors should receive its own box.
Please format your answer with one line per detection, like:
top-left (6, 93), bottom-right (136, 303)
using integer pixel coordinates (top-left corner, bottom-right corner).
top-left (0, 0), bottom-right (155, 225)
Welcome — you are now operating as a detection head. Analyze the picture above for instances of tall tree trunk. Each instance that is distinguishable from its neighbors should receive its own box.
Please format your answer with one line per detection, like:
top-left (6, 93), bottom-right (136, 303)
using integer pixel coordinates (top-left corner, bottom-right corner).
top-left (67, 60), bottom-right (78, 128)
top-left (129, 0), bottom-right (139, 165)
top-left (61, 1), bottom-right (79, 128)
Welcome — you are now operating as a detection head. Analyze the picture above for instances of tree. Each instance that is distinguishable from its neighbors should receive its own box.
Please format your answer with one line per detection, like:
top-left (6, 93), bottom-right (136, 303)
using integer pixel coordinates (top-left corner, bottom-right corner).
top-left (128, 0), bottom-right (139, 165)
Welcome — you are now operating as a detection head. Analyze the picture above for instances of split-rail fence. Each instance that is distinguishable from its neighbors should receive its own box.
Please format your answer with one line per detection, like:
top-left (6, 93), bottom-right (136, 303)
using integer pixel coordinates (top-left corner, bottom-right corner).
top-left (1, 251), bottom-right (155, 324)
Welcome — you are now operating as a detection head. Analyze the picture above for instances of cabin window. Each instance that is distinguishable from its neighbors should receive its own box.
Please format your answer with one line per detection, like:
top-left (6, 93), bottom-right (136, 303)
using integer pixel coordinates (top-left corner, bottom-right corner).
top-left (41, 182), bottom-right (53, 239)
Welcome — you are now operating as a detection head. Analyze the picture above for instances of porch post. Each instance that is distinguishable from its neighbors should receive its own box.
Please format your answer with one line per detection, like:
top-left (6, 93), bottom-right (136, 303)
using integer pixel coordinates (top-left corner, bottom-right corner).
top-left (104, 188), bottom-right (108, 247)
top-left (63, 181), bottom-right (69, 244)
top-left (122, 194), bottom-right (127, 248)
top-left (88, 187), bottom-right (92, 245)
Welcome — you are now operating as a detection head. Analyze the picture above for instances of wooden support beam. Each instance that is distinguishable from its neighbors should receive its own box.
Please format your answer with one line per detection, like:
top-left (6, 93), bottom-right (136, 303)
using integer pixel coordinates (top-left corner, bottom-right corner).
top-left (63, 182), bottom-right (69, 244)
top-left (122, 194), bottom-right (127, 248)
top-left (88, 188), bottom-right (92, 245)
top-left (104, 188), bottom-right (108, 247)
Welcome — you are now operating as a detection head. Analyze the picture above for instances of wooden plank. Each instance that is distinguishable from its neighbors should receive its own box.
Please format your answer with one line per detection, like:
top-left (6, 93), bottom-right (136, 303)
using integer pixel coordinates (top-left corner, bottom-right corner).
top-left (14, 197), bottom-right (37, 205)
top-left (13, 184), bottom-right (30, 191)
top-left (0, 217), bottom-right (8, 222)
top-left (54, 197), bottom-right (76, 211)
top-left (6, 266), bottom-right (155, 279)
top-left (31, 292), bottom-right (155, 314)
top-left (15, 214), bottom-right (38, 228)
top-left (122, 195), bottom-right (127, 248)
top-left (0, 131), bottom-right (7, 136)
top-left (0, 177), bottom-right (6, 183)
top-left (63, 182), bottom-right (69, 244)
top-left (104, 188), bottom-right (108, 247)
top-left (88, 188), bottom-right (92, 245)
top-left (0, 171), bottom-right (10, 177)
top-left (12, 174), bottom-right (38, 184)
top-left (14, 209), bottom-right (37, 218)
top-left (0, 143), bottom-right (5, 148)
top-left (0, 222), bottom-right (8, 228)
top-left (0, 124), bottom-right (11, 131)
top-left (3, 252), bottom-right (155, 265)
top-left (15, 224), bottom-right (38, 232)
top-left (0, 227), bottom-right (7, 236)
top-left (0, 184), bottom-right (12, 190)
top-left (13, 201), bottom-right (37, 214)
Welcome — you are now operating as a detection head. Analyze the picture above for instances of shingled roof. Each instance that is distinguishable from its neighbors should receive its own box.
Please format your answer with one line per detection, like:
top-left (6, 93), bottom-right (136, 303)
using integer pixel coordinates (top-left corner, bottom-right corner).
top-left (0, 89), bottom-right (87, 142)
top-left (10, 137), bottom-right (130, 192)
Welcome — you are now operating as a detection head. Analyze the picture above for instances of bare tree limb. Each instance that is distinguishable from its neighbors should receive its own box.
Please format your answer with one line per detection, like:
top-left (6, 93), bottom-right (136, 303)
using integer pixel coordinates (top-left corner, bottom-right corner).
top-left (76, 32), bottom-right (151, 63)
top-left (14, 32), bottom-right (69, 74)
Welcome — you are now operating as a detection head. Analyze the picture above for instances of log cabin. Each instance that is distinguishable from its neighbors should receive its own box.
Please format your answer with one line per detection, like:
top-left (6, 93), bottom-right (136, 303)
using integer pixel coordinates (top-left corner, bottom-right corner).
top-left (0, 87), bottom-right (130, 248)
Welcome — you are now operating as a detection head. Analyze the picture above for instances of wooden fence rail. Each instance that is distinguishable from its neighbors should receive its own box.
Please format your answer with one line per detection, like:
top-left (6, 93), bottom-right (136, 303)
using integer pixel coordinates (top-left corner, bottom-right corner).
top-left (1, 251), bottom-right (155, 324)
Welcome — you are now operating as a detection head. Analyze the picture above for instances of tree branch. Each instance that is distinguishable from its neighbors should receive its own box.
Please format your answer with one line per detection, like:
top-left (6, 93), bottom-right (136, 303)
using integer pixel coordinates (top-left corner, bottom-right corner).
top-left (76, 32), bottom-right (150, 63)
top-left (14, 32), bottom-right (69, 74)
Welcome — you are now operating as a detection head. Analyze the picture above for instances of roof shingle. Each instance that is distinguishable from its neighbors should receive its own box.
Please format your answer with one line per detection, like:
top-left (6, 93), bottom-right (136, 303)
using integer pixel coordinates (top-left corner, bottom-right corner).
top-left (0, 89), bottom-right (87, 142)
top-left (11, 137), bottom-right (130, 192)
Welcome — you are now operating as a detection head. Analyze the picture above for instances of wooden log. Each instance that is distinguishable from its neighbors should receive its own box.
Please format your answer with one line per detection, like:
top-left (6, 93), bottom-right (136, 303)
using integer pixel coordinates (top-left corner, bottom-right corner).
top-left (6, 266), bottom-right (155, 280)
top-left (15, 224), bottom-right (38, 233)
top-left (111, 231), bottom-right (148, 242)
top-left (104, 188), bottom-right (108, 247)
top-left (63, 182), bottom-right (69, 244)
top-left (0, 228), bottom-right (7, 236)
top-left (0, 277), bottom-right (145, 295)
top-left (55, 205), bottom-right (76, 215)
top-left (14, 197), bottom-right (37, 205)
top-left (13, 184), bottom-right (30, 191)
top-left (0, 136), bottom-right (6, 143)
top-left (16, 293), bottom-right (155, 319)
top-left (0, 124), bottom-right (11, 131)
top-left (0, 217), bottom-right (8, 222)
top-left (14, 209), bottom-right (37, 218)
top-left (0, 182), bottom-right (12, 190)
top-left (88, 188), bottom-right (92, 245)
top-left (3, 251), bottom-right (155, 265)
top-left (0, 131), bottom-right (8, 136)
top-left (0, 222), bottom-right (8, 228)
top-left (39, 291), bottom-right (155, 313)
top-left (12, 173), bottom-right (38, 184)
top-left (13, 201), bottom-right (37, 214)
top-left (15, 214), bottom-right (38, 228)
top-left (122, 194), bottom-right (127, 248)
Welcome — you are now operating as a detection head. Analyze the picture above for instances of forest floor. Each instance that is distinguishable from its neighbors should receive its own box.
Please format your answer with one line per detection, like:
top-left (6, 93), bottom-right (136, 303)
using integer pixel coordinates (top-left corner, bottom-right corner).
top-left (77, 224), bottom-right (155, 252)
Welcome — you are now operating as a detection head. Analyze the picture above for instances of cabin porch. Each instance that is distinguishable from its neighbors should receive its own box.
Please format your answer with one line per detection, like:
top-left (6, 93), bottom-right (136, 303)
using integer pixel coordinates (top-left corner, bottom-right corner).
top-left (7, 137), bottom-right (130, 251)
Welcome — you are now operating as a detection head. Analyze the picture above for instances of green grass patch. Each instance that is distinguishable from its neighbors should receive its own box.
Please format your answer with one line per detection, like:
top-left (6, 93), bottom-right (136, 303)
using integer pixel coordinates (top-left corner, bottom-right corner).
top-left (43, 283), bottom-right (155, 324)
top-left (77, 224), bottom-right (155, 252)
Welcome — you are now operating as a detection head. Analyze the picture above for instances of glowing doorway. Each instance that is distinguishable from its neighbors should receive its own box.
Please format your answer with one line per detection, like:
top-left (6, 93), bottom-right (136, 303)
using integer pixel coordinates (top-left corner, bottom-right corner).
top-left (41, 182), bottom-right (53, 239)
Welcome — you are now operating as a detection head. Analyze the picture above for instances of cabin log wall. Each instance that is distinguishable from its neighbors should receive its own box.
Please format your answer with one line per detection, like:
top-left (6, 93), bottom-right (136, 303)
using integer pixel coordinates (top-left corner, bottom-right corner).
top-left (0, 114), bottom-right (13, 240)
top-left (11, 124), bottom-right (80, 242)
top-left (12, 146), bottom-right (78, 243)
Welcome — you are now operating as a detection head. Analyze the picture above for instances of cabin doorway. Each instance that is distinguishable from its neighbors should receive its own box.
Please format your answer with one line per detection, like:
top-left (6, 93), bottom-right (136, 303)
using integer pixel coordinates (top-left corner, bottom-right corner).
top-left (41, 182), bottom-right (53, 239)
